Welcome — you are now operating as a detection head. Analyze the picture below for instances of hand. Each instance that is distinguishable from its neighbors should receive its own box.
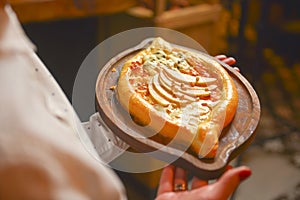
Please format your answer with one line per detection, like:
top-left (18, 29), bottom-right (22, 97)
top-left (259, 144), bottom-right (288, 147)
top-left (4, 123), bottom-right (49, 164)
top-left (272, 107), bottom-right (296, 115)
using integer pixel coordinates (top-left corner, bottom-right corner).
top-left (215, 55), bottom-right (240, 72)
top-left (155, 165), bottom-right (251, 200)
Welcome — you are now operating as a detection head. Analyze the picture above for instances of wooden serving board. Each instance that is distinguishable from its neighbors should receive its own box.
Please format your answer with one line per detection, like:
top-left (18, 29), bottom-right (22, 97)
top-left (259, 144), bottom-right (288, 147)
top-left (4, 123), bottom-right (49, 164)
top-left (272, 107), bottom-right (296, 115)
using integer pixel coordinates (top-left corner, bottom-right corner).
top-left (95, 38), bottom-right (261, 180)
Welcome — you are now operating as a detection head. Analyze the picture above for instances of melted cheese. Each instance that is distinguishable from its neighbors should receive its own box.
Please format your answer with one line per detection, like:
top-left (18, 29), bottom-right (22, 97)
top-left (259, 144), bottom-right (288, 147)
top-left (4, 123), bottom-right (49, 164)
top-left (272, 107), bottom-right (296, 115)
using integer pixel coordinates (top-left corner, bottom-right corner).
top-left (128, 46), bottom-right (220, 127)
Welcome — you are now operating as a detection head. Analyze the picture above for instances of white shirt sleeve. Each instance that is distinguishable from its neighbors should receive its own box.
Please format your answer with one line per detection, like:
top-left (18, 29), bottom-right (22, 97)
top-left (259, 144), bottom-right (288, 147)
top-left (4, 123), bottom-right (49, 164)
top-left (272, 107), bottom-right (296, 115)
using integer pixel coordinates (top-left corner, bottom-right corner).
top-left (82, 113), bottom-right (130, 164)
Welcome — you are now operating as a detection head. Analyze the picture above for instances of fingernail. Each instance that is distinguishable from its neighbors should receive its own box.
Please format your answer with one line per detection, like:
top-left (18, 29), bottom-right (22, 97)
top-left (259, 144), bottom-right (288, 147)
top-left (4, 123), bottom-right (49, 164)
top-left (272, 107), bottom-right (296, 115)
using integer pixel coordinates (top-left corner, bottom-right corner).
top-left (239, 169), bottom-right (252, 181)
top-left (233, 67), bottom-right (240, 72)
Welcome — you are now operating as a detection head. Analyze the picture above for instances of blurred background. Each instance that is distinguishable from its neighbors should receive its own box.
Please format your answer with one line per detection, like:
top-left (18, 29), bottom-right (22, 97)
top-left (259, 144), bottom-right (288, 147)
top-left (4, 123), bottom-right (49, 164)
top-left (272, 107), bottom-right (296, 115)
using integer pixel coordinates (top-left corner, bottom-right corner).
top-left (10, 0), bottom-right (300, 199)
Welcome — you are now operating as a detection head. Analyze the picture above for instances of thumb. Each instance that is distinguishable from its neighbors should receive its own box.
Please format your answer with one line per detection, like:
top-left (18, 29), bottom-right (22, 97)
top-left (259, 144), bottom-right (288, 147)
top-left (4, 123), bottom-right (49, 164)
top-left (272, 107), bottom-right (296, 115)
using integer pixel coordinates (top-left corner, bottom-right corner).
top-left (212, 166), bottom-right (251, 199)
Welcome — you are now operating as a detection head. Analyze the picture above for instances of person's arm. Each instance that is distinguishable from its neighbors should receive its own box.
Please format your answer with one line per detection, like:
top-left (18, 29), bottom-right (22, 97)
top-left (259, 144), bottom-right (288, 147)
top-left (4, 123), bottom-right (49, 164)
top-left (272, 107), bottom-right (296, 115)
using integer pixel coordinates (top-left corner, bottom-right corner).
top-left (156, 165), bottom-right (251, 200)
top-left (0, 4), bottom-right (127, 199)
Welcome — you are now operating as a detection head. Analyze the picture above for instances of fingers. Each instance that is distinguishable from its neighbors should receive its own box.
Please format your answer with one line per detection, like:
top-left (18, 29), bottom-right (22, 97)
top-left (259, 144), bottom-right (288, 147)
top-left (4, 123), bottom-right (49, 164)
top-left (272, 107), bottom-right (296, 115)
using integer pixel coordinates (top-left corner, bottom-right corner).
top-left (173, 167), bottom-right (187, 191)
top-left (157, 165), bottom-right (175, 195)
top-left (233, 67), bottom-right (240, 73)
top-left (157, 165), bottom-right (251, 200)
top-left (157, 166), bottom-right (188, 195)
top-left (211, 166), bottom-right (251, 199)
top-left (191, 176), bottom-right (208, 189)
top-left (191, 165), bottom-right (233, 189)
top-left (215, 55), bottom-right (240, 73)
top-left (222, 57), bottom-right (236, 66)
top-left (214, 55), bottom-right (227, 60)
top-left (215, 55), bottom-right (236, 66)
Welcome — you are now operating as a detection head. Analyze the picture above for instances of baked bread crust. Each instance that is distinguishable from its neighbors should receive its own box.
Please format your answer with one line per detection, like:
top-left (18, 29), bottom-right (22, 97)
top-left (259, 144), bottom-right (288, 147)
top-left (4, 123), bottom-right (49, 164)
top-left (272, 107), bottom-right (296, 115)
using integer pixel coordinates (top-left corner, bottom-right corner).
top-left (117, 38), bottom-right (238, 158)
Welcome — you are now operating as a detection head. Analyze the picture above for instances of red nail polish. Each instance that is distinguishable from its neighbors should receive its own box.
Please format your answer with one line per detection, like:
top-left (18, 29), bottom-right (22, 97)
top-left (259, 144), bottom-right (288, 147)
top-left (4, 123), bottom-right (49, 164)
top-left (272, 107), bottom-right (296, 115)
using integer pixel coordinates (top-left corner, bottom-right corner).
top-left (239, 170), bottom-right (252, 181)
